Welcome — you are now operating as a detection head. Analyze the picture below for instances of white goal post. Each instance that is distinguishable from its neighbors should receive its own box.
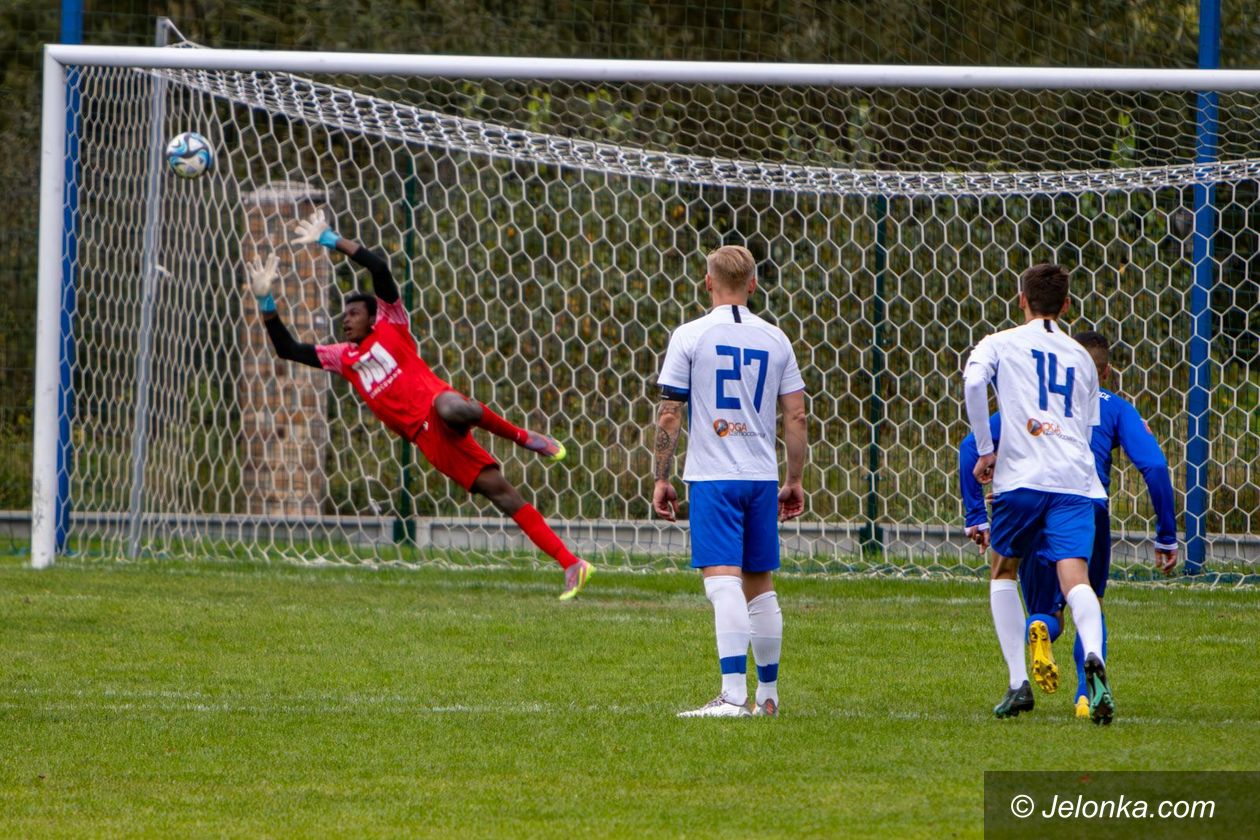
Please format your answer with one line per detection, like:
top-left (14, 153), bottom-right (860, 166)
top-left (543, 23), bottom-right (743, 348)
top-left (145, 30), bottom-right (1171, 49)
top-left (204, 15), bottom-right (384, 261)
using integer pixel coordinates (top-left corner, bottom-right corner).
top-left (33, 44), bottom-right (1260, 576)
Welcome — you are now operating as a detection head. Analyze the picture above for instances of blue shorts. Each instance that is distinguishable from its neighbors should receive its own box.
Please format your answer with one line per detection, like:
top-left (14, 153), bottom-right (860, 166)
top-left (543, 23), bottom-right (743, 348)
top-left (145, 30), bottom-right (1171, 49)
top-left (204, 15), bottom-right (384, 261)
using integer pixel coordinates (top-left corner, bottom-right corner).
top-left (1018, 553), bottom-right (1063, 616)
top-left (1020, 500), bottom-right (1112, 611)
top-left (1088, 501), bottom-right (1111, 598)
top-left (688, 480), bottom-right (780, 573)
top-left (990, 488), bottom-right (1095, 564)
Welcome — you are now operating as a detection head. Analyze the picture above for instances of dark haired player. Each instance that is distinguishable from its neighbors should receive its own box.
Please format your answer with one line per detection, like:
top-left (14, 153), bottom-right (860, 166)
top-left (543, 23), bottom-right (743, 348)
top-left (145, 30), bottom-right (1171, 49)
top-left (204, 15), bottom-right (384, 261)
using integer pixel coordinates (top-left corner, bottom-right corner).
top-left (246, 210), bottom-right (593, 600)
top-left (962, 263), bottom-right (1114, 724)
top-left (959, 329), bottom-right (1177, 718)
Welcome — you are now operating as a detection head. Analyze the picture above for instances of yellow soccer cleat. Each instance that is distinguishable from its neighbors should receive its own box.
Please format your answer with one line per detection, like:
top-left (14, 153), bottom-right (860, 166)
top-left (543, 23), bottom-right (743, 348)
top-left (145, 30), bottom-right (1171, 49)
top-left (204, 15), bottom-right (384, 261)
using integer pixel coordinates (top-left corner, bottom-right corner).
top-left (559, 559), bottom-right (593, 601)
top-left (1027, 620), bottom-right (1059, 694)
top-left (1075, 695), bottom-right (1091, 719)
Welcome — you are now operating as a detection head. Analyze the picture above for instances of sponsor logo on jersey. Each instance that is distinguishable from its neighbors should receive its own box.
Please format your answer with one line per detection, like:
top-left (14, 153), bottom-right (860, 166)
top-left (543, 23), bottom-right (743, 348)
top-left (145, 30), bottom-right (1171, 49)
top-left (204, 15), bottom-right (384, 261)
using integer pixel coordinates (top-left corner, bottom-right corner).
top-left (352, 343), bottom-right (401, 396)
top-left (1026, 416), bottom-right (1087, 448)
top-left (712, 418), bottom-right (759, 438)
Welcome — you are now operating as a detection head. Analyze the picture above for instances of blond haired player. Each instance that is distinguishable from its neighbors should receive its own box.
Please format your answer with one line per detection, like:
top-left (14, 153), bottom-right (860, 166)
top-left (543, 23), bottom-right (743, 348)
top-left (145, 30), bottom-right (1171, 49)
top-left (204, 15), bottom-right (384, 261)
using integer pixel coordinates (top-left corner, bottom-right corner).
top-left (653, 245), bottom-right (808, 717)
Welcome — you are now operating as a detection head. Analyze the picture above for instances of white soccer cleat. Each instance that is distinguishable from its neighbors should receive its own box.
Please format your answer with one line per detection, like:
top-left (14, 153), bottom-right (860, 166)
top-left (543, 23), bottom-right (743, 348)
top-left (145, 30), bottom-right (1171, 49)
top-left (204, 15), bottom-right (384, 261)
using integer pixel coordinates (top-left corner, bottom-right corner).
top-left (677, 694), bottom-right (751, 718)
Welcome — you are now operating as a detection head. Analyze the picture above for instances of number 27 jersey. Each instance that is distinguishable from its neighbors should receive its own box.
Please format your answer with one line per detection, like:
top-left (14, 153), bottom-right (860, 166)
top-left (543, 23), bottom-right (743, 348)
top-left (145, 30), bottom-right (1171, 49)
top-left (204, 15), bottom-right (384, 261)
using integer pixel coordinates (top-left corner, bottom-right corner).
top-left (657, 304), bottom-right (805, 482)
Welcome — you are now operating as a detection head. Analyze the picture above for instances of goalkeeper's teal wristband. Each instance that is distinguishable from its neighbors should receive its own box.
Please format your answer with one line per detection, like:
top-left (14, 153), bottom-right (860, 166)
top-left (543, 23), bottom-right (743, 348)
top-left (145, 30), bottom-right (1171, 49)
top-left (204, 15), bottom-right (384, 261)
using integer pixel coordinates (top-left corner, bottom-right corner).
top-left (318, 229), bottom-right (340, 249)
top-left (257, 293), bottom-right (276, 313)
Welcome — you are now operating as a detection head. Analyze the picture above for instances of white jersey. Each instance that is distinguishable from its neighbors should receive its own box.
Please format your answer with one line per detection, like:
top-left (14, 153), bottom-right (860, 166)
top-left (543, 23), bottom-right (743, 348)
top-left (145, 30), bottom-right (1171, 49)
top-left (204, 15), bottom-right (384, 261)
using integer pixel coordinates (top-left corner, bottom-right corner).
top-left (658, 304), bottom-right (805, 482)
top-left (964, 318), bottom-right (1106, 499)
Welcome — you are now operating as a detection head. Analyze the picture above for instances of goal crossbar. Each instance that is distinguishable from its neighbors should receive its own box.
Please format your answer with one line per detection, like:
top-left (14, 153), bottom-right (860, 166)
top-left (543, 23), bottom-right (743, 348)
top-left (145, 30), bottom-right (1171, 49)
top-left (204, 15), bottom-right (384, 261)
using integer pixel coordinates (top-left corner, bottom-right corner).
top-left (42, 44), bottom-right (1260, 91)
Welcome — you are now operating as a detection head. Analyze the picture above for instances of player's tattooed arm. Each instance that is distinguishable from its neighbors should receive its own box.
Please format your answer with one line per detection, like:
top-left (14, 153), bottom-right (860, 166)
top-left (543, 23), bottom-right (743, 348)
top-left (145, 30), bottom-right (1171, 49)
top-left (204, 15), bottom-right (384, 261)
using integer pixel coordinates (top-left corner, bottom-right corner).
top-left (652, 399), bottom-right (684, 520)
top-left (654, 399), bottom-right (684, 481)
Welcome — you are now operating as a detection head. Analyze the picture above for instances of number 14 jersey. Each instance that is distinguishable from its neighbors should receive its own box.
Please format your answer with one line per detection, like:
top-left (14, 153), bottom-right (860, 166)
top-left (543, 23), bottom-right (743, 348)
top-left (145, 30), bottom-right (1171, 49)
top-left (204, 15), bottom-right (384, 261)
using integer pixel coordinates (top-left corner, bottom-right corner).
top-left (964, 318), bottom-right (1106, 500)
top-left (658, 304), bottom-right (805, 482)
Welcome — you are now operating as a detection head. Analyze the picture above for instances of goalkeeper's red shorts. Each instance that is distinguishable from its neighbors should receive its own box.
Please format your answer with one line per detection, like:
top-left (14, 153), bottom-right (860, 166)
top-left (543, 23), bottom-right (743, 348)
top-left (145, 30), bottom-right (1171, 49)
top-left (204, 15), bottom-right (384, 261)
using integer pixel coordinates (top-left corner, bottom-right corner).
top-left (412, 393), bottom-right (498, 491)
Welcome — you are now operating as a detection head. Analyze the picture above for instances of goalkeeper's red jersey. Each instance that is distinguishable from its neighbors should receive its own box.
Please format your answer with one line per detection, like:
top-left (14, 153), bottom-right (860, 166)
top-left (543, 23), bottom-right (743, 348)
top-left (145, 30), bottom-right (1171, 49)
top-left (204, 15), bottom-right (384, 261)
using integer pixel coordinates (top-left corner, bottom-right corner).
top-left (315, 298), bottom-right (450, 440)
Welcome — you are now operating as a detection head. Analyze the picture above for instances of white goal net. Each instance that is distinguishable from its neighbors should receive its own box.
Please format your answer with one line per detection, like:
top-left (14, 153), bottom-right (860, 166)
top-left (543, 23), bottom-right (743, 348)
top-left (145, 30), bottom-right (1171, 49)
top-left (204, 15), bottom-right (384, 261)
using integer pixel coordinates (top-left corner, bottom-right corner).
top-left (33, 43), bottom-right (1260, 581)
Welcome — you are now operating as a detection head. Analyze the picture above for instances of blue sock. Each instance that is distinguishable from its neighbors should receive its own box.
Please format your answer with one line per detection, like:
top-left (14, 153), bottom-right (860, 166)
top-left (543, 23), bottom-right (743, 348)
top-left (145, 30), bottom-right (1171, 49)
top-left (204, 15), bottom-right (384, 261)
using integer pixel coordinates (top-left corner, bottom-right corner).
top-left (1074, 632), bottom-right (1086, 701)
top-left (1026, 613), bottom-right (1061, 643)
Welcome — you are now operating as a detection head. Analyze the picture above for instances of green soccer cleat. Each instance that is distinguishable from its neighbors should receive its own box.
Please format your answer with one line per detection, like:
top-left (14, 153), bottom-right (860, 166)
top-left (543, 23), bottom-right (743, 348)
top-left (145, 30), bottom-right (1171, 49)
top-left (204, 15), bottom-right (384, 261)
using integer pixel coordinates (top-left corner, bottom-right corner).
top-left (994, 680), bottom-right (1035, 719)
top-left (524, 432), bottom-right (566, 463)
top-left (559, 559), bottom-right (593, 601)
top-left (1027, 619), bottom-right (1059, 694)
top-left (1084, 654), bottom-right (1115, 726)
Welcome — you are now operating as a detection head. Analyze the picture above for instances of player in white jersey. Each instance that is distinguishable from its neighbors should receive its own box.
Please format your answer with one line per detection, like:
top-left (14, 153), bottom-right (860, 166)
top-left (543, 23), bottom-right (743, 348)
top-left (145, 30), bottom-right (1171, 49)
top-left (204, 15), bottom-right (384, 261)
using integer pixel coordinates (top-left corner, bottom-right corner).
top-left (653, 245), bottom-right (809, 718)
top-left (963, 263), bottom-right (1115, 725)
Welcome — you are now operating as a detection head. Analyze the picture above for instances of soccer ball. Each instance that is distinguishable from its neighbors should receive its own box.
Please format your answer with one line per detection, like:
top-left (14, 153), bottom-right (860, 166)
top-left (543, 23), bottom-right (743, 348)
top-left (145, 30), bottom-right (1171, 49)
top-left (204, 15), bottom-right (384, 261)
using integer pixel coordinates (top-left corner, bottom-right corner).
top-left (166, 131), bottom-right (214, 178)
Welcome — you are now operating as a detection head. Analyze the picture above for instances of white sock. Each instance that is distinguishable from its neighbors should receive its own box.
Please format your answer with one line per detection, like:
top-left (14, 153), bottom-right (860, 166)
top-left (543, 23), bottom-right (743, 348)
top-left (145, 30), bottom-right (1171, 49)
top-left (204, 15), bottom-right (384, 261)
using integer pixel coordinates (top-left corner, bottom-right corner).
top-left (1065, 583), bottom-right (1104, 664)
top-left (704, 575), bottom-right (749, 705)
top-left (747, 591), bottom-right (782, 705)
top-left (990, 579), bottom-right (1027, 690)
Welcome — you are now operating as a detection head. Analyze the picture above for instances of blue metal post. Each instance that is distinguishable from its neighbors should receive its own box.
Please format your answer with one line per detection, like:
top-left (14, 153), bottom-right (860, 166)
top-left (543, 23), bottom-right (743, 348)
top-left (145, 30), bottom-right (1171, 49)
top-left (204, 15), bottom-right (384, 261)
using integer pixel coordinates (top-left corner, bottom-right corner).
top-left (56, 0), bottom-right (83, 552)
top-left (1186, 0), bottom-right (1220, 575)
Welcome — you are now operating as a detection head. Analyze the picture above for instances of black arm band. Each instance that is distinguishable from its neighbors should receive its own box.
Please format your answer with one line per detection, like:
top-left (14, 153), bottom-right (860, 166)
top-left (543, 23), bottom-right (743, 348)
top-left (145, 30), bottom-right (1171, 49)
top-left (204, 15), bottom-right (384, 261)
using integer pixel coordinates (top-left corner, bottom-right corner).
top-left (349, 247), bottom-right (400, 304)
top-left (660, 384), bottom-right (690, 402)
top-left (264, 315), bottom-right (322, 369)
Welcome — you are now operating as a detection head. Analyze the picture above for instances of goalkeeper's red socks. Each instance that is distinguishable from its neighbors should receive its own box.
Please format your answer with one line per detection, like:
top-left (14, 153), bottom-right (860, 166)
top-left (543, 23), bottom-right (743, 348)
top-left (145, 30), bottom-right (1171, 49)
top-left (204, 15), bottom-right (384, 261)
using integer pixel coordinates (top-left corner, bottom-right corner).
top-left (512, 504), bottom-right (581, 569)
top-left (476, 403), bottom-right (529, 446)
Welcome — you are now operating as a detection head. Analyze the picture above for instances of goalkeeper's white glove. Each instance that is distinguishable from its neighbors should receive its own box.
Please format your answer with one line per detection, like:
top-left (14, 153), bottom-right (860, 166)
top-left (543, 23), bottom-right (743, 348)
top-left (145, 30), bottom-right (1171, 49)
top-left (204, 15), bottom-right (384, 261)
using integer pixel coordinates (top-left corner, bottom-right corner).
top-left (247, 253), bottom-right (279, 313)
top-left (292, 208), bottom-right (340, 249)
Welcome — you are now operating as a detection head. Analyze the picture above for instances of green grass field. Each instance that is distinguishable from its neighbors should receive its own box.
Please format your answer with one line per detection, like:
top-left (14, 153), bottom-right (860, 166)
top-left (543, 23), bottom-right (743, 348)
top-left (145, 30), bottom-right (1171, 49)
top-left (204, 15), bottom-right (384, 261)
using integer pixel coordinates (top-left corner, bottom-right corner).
top-left (2, 556), bottom-right (1258, 838)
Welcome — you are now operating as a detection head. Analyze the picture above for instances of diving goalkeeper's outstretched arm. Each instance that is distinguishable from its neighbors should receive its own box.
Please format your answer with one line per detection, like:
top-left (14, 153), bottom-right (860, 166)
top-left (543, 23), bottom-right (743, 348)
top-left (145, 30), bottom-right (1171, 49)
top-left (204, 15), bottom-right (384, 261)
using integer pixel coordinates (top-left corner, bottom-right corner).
top-left (246, 253), bottom-right (322, 369)
top-left (247, 207), bottom-right (400, 368)
top-left (291, 210), bottom-right (399, 304)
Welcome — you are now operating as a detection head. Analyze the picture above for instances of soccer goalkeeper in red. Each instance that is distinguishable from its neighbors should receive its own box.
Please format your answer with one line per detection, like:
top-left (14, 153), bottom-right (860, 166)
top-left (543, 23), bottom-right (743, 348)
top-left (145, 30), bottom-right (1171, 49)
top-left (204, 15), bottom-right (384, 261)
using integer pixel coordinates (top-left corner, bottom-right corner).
top-left (247, 210), bottom-right (593, 600)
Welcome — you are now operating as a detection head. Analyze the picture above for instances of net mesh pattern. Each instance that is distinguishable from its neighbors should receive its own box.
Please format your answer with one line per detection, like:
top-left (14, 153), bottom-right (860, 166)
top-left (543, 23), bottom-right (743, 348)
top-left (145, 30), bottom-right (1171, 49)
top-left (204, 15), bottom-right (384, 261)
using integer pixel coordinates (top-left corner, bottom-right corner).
top-left (162, 63), bottom-right (1260, 194)
top-left (54, 56), bottom-right (1260, 579)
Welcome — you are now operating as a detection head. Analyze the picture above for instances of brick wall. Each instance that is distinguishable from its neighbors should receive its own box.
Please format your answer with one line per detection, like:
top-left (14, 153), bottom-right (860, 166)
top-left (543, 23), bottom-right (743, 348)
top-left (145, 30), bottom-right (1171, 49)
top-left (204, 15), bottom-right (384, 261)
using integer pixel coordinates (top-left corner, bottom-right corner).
top-left (240, 183), bottom-right (332, 517)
